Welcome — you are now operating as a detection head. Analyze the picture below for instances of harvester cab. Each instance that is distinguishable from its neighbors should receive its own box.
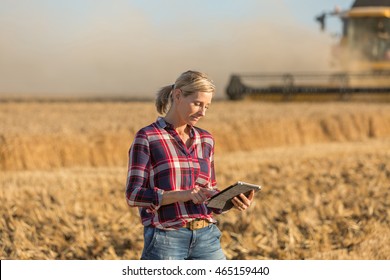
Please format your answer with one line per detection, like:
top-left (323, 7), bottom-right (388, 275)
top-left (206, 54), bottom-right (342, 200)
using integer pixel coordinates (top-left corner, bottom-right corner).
top-left (329, 0), bottom-right (390, 72)
top-left (226, 0), bottom-right (390, 101)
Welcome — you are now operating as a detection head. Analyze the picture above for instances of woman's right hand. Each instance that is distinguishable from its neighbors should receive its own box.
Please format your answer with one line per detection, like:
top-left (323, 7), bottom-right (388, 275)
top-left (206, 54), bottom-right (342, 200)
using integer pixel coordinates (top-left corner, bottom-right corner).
top-left (184, 186), bottom-right (216, 204)
top-left (161, 186), bottom-right (216, 206)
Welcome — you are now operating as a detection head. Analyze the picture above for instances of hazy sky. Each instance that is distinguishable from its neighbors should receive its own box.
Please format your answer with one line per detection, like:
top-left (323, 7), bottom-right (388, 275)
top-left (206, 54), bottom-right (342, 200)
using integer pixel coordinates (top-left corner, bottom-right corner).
top-left (0, 0), bottom-right (354, 98)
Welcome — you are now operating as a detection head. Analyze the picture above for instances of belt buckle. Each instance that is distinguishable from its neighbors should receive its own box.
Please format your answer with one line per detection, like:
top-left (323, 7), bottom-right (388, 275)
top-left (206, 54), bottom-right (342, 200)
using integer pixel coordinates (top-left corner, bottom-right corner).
top-left (188, 219), bottom-right (207, 230)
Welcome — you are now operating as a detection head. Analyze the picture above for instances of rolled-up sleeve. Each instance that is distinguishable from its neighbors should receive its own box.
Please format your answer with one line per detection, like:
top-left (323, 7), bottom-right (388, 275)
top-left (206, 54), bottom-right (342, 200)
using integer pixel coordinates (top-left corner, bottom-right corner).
top-left (125, 131), bottom-right (163, 212)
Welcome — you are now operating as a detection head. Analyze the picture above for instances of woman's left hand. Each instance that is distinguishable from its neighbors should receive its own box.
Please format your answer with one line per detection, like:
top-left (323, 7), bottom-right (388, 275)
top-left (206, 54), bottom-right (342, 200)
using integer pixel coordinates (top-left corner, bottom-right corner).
top-left (231, 190), bottom-right (254, 211)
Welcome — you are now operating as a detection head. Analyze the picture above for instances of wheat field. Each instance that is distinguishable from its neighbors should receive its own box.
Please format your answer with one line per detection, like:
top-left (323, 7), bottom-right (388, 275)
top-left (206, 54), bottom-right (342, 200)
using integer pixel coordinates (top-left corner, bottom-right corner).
top-left (1, 100), bottom-right (389, 259)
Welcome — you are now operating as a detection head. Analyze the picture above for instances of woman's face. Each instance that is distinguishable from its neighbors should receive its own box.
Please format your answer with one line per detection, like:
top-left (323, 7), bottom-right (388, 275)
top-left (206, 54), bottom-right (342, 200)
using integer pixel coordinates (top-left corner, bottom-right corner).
top-left (176, 90), bottom-right (213, 126)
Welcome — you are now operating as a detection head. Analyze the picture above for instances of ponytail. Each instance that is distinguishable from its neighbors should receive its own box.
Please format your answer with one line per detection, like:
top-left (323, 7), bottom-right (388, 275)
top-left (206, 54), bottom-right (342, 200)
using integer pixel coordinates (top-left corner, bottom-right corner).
top-left (155, 84), bottom-right (174, 114)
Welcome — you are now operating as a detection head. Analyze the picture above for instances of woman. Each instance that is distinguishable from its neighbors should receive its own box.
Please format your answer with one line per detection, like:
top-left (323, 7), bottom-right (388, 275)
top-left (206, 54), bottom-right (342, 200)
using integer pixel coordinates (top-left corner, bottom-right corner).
top-left (125, 70), bottom-right (254, 260)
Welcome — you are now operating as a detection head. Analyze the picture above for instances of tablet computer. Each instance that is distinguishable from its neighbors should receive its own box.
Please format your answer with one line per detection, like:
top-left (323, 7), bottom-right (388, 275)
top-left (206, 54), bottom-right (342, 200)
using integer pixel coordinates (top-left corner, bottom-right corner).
top-left (206, 181), bottom-right (261, 211)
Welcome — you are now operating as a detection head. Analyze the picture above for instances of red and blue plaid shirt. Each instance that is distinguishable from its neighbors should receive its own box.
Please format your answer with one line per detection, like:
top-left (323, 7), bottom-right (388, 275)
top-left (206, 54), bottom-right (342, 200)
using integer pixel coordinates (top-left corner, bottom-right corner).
top-left (125, 117), bottom-right (220, 229)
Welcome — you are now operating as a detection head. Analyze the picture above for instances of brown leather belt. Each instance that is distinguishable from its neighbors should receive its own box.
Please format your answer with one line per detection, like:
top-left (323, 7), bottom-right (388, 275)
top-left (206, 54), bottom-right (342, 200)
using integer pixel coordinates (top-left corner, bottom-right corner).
top-left (183, 219), bottom-right (212, 230)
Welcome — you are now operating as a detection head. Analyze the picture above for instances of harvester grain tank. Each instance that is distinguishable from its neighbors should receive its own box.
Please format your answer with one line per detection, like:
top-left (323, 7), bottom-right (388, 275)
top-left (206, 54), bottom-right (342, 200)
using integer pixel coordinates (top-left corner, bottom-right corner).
top-left (226, 0), bottom-right (390, 101)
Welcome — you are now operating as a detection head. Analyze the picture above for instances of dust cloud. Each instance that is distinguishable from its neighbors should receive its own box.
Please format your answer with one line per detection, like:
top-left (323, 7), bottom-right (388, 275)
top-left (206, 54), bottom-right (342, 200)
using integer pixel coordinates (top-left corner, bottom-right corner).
top-left (0, 1), bottom-right (335, 99)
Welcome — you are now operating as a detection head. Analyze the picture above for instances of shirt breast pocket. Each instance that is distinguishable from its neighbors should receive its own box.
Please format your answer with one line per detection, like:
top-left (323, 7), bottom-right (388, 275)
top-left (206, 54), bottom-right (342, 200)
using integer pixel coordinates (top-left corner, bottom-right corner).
top-left (195, 158), bottom-right (211, 187)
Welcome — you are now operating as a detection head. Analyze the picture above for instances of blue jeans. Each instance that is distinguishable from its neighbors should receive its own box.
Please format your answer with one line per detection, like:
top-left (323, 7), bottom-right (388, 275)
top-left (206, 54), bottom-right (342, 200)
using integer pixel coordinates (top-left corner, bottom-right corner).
top-left (141, 224), bottom-right (226, 260)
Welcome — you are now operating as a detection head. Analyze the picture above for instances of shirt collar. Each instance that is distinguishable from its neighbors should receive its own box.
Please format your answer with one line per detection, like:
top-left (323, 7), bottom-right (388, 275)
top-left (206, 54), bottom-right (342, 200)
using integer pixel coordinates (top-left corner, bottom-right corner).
top-left (156, 117), bottom-right (195, 138)
top-left (156, 116), bottom-right (169, 129)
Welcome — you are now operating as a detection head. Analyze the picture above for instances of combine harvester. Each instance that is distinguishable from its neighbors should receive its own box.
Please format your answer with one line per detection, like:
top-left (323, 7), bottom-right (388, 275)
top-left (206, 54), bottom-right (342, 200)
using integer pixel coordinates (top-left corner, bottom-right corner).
top-left (226, 0), bottom-right (390, 101)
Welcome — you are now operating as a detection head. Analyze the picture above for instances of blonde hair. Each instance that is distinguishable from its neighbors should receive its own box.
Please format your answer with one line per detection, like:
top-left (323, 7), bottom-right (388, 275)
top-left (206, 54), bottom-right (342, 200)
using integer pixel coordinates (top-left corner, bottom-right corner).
top-left (155, 70), bottom-right (216, 114)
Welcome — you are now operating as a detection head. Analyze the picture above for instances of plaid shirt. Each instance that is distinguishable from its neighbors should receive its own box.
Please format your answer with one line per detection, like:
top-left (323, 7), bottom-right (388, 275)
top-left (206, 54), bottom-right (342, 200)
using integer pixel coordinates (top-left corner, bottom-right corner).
top-left (125, 117), bottom-right (219, 229)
